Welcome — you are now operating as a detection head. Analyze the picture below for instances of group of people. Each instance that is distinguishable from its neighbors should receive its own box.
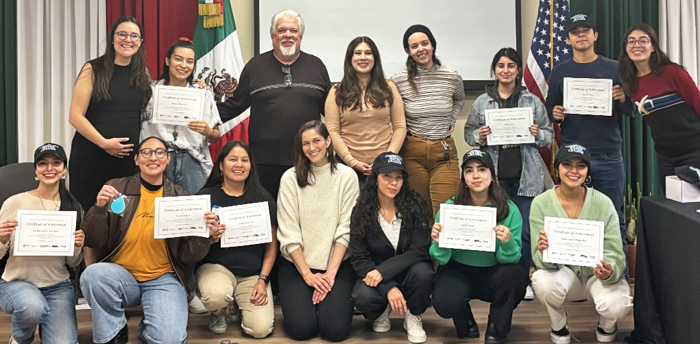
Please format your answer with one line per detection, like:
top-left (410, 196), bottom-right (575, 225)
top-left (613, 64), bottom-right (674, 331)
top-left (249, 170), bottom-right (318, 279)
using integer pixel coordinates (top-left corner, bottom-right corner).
top-left (0, 7), bottom-right (699, 344)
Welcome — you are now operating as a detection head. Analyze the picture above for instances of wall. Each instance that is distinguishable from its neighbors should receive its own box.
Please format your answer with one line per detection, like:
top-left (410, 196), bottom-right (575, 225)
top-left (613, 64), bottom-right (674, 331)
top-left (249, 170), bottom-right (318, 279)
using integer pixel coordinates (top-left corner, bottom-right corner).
top-left (229, 0), bottom-right (540, 161)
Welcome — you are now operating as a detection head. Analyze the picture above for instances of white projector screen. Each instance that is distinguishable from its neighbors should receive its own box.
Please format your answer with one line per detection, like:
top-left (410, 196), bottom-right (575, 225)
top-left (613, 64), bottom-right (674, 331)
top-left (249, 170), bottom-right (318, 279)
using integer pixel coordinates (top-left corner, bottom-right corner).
top-left (255, 0), bottom-right (521, 89)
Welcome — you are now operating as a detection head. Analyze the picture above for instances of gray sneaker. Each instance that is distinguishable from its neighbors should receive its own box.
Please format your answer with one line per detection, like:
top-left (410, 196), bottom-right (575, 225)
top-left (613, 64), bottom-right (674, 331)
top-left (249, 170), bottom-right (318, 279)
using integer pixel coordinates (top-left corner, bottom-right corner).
top-left (208, 309), bottom-right (227, 334)
top-left (372, 306), bottom-right (391, 333)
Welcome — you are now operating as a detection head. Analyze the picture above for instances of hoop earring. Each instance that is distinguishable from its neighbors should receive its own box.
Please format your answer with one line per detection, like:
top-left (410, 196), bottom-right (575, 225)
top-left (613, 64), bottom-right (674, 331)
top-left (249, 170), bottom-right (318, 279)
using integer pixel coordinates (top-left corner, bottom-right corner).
top-left (61, 173), bottom-right (67, 180)
top-left (34, 176), bottom-right (39, 181)
top-left (584, 175), bottom-right (592, 184)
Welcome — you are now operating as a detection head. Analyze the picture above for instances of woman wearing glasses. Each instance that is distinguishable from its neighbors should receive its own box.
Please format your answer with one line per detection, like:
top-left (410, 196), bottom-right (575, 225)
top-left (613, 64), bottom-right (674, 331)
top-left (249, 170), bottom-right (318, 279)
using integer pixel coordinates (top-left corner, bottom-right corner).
top-left (0, 143), bottom-right (84, 344)
top-left (277, 121), bottom-right (359, 341)
top-left (391, 25), bottom-right (466, 217)
top-left (141, 38), bottom-right (222, 195)
top-left (618, 23), bottom-right (700, 182)
top-left (325, 36), bottom-right (407, 182)
top-left (79, 137), bottom-right (219, 344)
top-left (68, 16), bottom-right (152, 219)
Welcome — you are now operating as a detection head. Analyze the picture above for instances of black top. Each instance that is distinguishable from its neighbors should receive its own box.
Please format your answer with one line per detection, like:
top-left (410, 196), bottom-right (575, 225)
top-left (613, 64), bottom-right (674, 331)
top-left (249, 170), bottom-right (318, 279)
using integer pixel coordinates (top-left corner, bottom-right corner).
top-left (217, 51), bottom-right (331, 166)
top-left (196, 186), bottom-right (277, 277)
top-left (486, 85), bottom-right (523, 180)
top-left (69, 62), bottom-right (144, 210)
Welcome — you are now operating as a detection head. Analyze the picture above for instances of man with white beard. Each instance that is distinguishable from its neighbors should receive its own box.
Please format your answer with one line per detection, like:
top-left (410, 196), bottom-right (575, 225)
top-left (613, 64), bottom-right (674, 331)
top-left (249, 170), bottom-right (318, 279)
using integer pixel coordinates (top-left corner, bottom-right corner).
top-left (217, 9), bottom-right (331, 202)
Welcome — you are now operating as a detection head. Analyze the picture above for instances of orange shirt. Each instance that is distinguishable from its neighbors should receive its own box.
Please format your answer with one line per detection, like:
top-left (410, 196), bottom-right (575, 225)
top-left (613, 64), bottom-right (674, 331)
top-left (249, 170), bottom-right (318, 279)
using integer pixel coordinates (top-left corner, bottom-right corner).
top-left (111, 186), bottom-right (172, 282)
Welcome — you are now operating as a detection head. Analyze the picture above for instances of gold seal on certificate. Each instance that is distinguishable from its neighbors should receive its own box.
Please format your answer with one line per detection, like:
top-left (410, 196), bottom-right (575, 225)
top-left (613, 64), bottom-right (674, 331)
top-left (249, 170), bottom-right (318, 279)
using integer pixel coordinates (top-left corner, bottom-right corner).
top-left (219, 201), bottom-right (272, 248)
top-left (154, 195), bottom-right (211, 239)
top-left (152, 85), bottom-right (206, 125)
top-left (563, 77), bottom-right (613, 116)
top-left (439, 204), bottom-right (497, 252)
top-left (13, 210), bottom-right (77, 256)
top-left (543, 216), bottom-right (605, 267)
top-left (485, 107), bottom-right (535, 146)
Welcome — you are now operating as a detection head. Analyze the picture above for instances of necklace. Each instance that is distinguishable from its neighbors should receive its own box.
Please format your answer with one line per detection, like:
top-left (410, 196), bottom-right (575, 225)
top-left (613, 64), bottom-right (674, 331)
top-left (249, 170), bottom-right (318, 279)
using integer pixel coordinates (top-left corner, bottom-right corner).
top-left (33, 191), bottom-right (59, 211)
top-left (556, 187), bottom-right (585, 219)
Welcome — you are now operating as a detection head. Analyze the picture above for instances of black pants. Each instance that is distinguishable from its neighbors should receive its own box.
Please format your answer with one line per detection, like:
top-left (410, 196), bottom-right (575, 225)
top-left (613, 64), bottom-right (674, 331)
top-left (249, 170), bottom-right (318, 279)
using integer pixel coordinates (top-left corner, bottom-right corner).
top-left (432, 262), bottom-right (527, 335)
top-left (278, 258), bottom-right (354, 342)
top-left (352, 261), bottom-right (434, 320)
top-left (656, 150), bottom-right (700, 194)
top-left (257, 163), bottom-right (291, 295)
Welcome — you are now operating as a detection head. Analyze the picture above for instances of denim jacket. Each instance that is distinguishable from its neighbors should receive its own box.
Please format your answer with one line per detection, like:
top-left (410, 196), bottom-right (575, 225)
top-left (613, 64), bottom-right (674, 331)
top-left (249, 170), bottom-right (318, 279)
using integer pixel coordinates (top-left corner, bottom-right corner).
top-left (464, 88), bottom-right (553, 197)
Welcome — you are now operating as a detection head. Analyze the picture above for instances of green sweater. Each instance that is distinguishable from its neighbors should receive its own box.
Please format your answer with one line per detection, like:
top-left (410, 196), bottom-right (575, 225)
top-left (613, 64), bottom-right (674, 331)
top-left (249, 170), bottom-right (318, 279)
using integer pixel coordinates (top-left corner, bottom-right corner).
top-left (430, 198), bottom-right (522, 267)
top-left (529, 187), bottom-right (626, 285)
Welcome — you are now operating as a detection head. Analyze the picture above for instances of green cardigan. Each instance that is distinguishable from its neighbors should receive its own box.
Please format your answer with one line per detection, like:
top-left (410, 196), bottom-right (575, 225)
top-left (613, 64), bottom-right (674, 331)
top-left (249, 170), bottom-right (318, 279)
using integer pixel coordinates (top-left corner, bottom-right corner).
top-left (430, 198), bottom-right (522, 267)
top-left (529, 187), bottom-right (626, 285)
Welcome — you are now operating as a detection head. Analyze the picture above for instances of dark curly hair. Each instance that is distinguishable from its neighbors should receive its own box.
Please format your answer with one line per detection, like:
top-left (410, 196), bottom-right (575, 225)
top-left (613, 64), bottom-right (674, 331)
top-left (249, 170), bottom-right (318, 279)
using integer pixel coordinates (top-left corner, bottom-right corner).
top-left (350, 170), bottom-right (431, 238)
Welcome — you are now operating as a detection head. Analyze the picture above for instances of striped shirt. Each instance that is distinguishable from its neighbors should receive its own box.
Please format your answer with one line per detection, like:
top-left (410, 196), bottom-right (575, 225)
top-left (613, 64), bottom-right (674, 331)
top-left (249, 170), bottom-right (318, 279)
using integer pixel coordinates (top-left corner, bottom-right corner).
top-left (391, 65), bottom-right (466, 140)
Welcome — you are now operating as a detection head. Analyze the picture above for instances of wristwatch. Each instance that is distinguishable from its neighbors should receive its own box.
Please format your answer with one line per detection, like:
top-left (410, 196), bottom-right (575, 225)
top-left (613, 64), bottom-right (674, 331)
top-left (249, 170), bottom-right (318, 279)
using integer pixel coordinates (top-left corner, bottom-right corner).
top-left (258, 274), bottom-right (269, 284)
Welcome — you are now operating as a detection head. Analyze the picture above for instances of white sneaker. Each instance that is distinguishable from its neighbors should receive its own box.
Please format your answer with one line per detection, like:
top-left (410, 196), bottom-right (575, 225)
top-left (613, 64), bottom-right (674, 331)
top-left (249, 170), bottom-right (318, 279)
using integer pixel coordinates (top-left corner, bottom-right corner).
top-left (372, 306), bottom-right (391, 333)
top-left (188, 295), bottom-right (208, 314)
top-left (403, 311), bottom-right (427, 343)
top-left (8, 337), bottom-right (19, 344)
top-left (596, 323), bottom-right (617, 342)
top-left (524, 285), bottom-right (535, 300)
top-left (208, 309), bottom-right (227, 334)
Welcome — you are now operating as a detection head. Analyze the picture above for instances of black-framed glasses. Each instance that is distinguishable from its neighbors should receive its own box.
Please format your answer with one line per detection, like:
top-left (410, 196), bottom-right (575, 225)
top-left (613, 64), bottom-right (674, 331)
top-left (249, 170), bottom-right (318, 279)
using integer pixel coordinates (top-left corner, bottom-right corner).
top-left (115, 31), bottom-right (141, 42)
top-left (626, 37), bottom-right (650, 48)
top-left (139, 148), bottom-right (167, 159)
top-left (281, 66), bottom-right (292, 87)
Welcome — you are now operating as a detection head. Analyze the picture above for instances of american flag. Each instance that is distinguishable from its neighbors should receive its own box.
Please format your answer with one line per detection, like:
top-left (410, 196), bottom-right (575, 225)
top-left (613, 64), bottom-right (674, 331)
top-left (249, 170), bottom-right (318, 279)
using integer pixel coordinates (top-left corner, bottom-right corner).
top-left (522, 0), bottom-right (570, 180)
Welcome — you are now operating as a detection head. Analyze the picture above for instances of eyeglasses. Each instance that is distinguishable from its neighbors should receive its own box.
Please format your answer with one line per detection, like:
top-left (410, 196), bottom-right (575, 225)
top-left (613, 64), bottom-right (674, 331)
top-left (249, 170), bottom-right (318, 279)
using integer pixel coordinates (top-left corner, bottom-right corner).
top-left (626, 37), bottom-right (651, 48)
top-left (115, 31), bottom-right (141, 42)
top-left (139, 148), bottom-right (167, 159)
top-left (281, 66), bottom-right (292, 87)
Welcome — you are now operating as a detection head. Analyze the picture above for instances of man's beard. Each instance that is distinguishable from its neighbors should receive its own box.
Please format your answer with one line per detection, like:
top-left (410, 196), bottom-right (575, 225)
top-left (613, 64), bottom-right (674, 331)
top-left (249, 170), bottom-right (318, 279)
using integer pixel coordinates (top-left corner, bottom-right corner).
top-left (279, 43), bottom-right (297, 56)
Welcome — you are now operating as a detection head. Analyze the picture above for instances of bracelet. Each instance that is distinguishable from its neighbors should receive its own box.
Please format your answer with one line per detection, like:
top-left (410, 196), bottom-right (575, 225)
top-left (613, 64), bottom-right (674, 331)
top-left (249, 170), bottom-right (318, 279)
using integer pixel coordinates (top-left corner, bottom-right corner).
top-left (258, 274), bottom-right (269, 284)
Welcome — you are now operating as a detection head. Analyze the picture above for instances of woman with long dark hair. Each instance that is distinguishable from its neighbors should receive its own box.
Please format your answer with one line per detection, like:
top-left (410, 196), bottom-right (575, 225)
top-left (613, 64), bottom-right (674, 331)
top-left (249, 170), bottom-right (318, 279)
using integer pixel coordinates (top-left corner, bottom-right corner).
top-left (69, 16), bottom-right (152, 212)
top-left (276, 120), bottom-right (359, 341)
top-left (530, 143), bottom-right (632, 343)
top-left (618, 23), bottom-right (700, 183)
top-left (80, 136), bottom-right (218, 344)
top-left (349, 152), bottom-right (433, 343)
top-left (326, 36), bottom-right (406, 180)
top-left (0, 143), bottom-right (84, 344)
top-left (194, 141), bottom-right (276, 338)
top-left (141, 38), bottom-right (222, 194)
top-left (465, 47), bottom-right (553, 299)
top-left (390, 25), bottom-right (466, 217)
top-left (430, 149), bottom-right (527, 344)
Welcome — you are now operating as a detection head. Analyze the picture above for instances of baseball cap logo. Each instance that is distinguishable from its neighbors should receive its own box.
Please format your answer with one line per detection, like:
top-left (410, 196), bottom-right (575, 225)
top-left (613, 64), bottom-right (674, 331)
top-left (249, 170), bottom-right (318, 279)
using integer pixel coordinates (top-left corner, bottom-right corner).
top-left (571, 14), bottom-right (588, 22)
top-left (386, 154), bottom-right (402, 164)
top-left (567, 144), bottom-right (586, 154)
top-left (39, 143), bottom-right (59, 152)
top-left (467, 150), bottom-right (484, 158)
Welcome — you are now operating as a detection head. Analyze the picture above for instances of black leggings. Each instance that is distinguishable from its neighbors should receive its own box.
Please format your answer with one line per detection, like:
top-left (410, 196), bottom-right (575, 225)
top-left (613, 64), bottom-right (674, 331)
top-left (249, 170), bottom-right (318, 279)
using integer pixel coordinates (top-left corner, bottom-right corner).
top-left (352, 261), bottom-right (434, 320)
top-left (278, 258), bottom-right (354, 342)
top-left (432, 262), bottom-right (527, 335)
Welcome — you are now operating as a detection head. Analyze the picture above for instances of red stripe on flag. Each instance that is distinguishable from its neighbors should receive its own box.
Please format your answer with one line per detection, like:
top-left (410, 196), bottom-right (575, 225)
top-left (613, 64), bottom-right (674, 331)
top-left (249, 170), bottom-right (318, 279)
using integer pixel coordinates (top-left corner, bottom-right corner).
top-left (523, 67), bottom-right (545, 103)
top-left (208, 118), bottom-right (250, 160)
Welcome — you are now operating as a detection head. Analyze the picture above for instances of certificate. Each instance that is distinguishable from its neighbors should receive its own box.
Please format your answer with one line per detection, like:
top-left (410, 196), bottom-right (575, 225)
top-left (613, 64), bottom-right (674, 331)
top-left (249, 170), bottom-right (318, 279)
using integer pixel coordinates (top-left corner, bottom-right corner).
top-left (543, 216), bottom-right (605, 267)
top-left (219, 202), bottom-right (272, 248)
top-left (484, 107), bottom-right (535, 145)
top-left (13, 210), bottom-right (76, 256)
top-left (154, 195), bottom-right (211, 239)
top-left (152, 85), bottom-right (205, 125)
top-left (563, 77), bottom-right (613, 116)
top-left (439, 204), bottom-right (497, 252)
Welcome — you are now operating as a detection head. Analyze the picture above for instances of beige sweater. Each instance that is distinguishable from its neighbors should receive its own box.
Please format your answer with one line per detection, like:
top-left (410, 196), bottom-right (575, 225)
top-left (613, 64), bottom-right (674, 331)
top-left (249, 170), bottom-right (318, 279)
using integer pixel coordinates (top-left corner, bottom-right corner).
top-left (325, 82), bottom-right (407, 167)
top-left (0, 192), bottom-right (83, 288)
top-left (277, 163), bottom-right (359, 270)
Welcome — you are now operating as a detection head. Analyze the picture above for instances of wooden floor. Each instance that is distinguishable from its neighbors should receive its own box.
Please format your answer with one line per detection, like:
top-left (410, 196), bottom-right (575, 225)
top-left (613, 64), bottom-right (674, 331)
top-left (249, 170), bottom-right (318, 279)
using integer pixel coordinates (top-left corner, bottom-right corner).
top-left (0, 299), bottom-right (633, 343)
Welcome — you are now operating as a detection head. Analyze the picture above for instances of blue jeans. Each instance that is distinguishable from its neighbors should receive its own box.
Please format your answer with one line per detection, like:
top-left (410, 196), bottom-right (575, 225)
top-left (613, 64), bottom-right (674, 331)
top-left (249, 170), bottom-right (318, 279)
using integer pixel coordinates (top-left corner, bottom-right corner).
top-left (80, 263), bottom-right (188, 344)
top-left (588, 151), bottom-right (629, 280)
top-left (166, 149), bottom-right (207, 194)
top-left (0, 279), bottom-right (77, 344)
top-left (498, 179), bottom-right (533, 277)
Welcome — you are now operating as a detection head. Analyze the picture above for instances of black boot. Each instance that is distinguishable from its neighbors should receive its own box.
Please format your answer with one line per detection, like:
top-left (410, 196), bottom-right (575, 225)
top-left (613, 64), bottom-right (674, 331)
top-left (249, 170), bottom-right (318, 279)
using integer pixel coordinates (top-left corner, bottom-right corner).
top-left (484, 319), bottom-right (506, 344)
top-left (454, 315), bottom-right (480, 339)
top-left (106, 324), bottom-right (129, 344)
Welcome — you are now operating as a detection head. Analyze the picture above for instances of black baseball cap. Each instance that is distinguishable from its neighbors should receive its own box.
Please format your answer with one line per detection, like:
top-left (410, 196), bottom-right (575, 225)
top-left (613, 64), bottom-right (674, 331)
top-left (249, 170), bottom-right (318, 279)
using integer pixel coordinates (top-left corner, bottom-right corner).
top-left (567, 14), bottom-right (596, 33)
top-left (555, 143), bottom-right (591, 168)
top-left (675, 165), bottom-right (700, 188)
top-left (34, 143), bottom-right (68, 165)
top-left (372, 152), bottom-right (407, 174)
top-left (461, 149), bottom-right (495, 171)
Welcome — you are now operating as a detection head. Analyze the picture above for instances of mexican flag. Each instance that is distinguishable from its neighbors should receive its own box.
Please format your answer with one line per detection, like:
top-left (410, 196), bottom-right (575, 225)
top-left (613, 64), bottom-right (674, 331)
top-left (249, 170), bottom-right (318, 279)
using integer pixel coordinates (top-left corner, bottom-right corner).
top-left (194, 0), bottom-right (248, 159)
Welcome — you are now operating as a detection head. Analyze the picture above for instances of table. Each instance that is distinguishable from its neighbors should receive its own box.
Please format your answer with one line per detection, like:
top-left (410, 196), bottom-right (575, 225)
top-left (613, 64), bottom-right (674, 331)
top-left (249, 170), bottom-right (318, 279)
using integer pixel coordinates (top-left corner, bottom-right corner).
top-left (626, 196), bottom-right (700, 344)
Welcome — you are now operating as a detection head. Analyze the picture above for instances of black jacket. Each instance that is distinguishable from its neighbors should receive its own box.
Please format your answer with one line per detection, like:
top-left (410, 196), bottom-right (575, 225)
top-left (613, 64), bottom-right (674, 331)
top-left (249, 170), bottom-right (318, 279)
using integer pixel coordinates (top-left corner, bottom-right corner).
top-left (349, 215), bottom-right (431, 296)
